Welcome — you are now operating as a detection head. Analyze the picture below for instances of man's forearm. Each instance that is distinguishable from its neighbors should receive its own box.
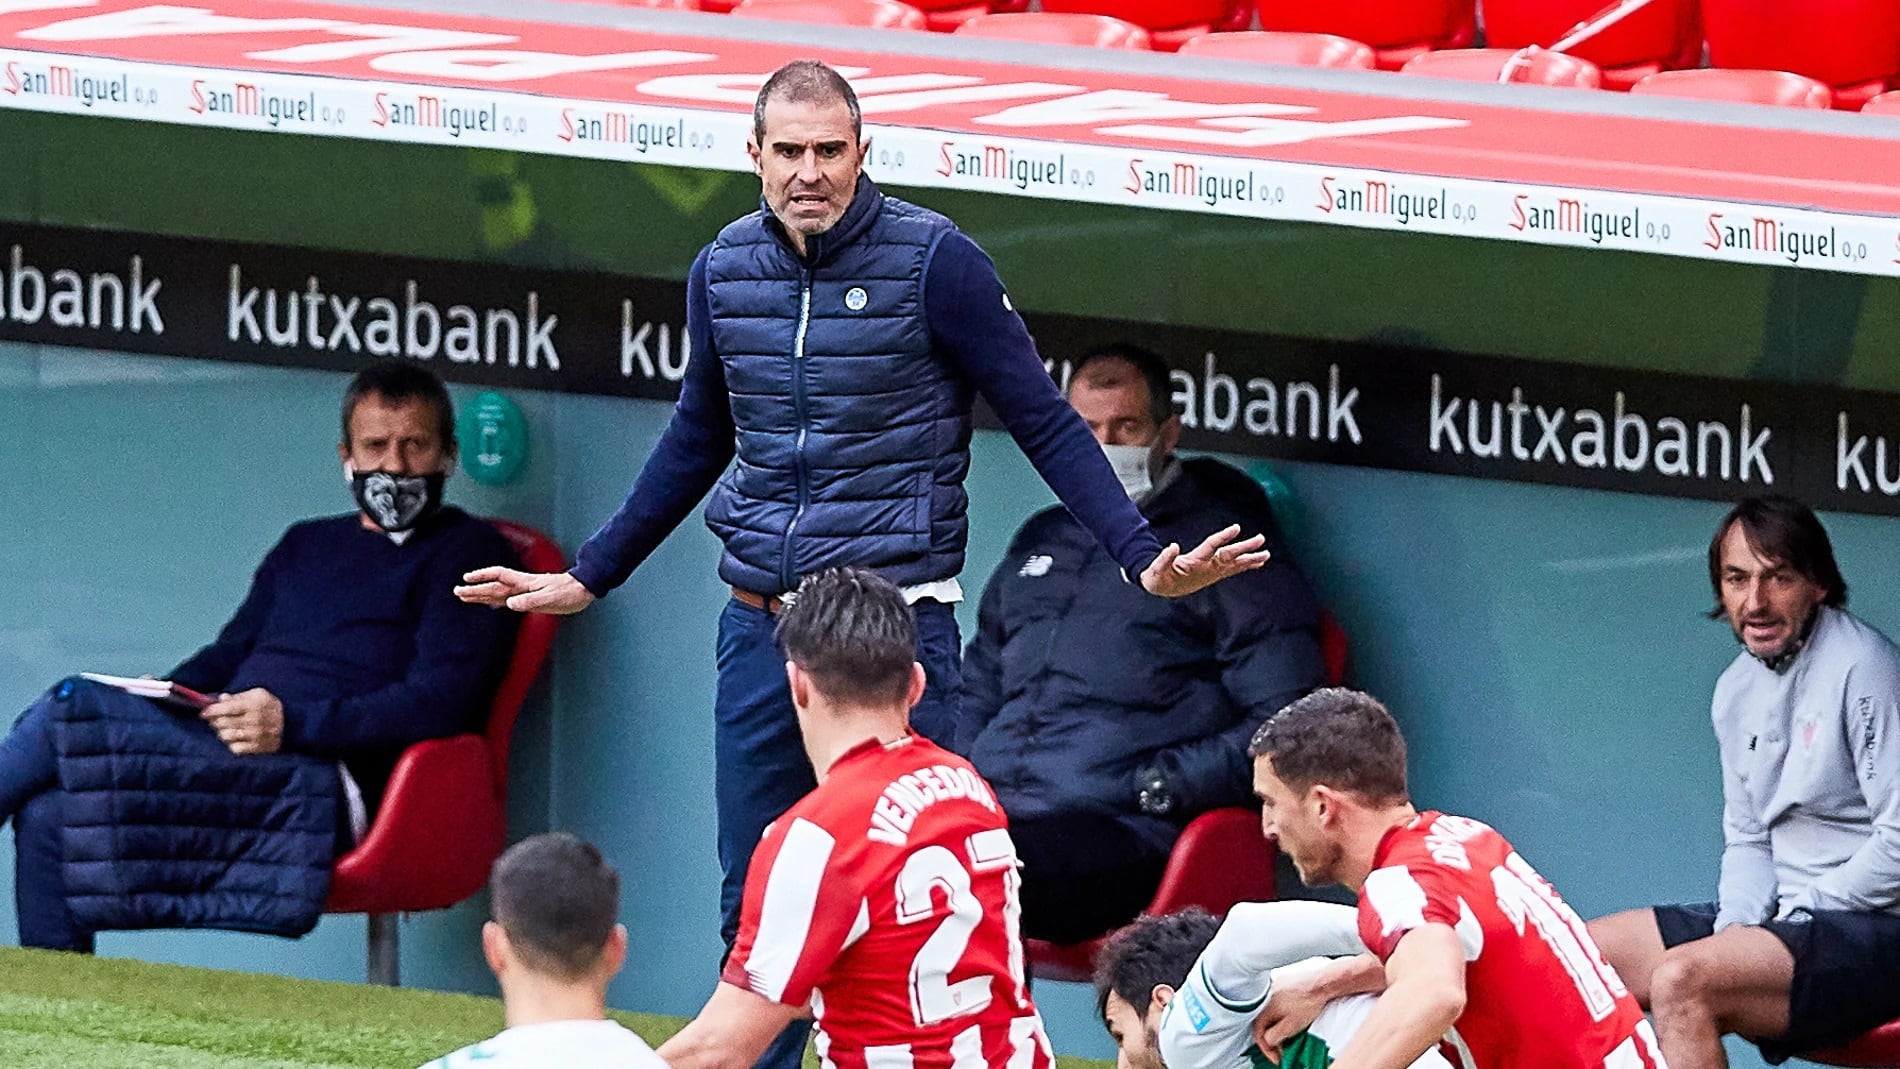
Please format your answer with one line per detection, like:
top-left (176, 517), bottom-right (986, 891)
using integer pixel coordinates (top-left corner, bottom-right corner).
top-left (658, 981), bottom-right (801, 1069)
top-left (1329, 972), bottom-right (1463, 1069)
top-left (1787, 829), bottom-right (1900, 914)
top-left (657, 1019), bottom-right (753, 1069)
top-left (1331, 926), bottom-right (1465, 1069)
top-left (1308, 953), bottom-right (1387, 1000)
top-left (1715, 840), bottom-right (1778, 929)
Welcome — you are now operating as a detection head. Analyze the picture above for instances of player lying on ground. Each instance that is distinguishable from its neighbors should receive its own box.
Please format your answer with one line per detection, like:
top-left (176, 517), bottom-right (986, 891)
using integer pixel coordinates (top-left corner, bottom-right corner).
top-left (1096, 903), bottom-right (1450, 1069)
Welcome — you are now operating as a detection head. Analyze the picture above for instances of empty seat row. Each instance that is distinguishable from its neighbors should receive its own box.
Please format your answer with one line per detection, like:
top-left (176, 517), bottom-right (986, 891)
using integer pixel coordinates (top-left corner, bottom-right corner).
top-left (624, 0), bottom-right (1900, 113)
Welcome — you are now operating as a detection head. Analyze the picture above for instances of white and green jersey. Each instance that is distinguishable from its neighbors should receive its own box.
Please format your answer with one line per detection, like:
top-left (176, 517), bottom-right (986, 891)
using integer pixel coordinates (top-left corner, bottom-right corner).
top-left (1158, 902), bottom-right (1451, 1069)
top-left (418, 1019), bottom-right (667, 1069)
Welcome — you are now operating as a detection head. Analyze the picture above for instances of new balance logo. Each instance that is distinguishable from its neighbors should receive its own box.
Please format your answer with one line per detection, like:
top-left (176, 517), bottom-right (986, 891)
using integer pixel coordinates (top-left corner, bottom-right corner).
top-left (1019, 555), bottom-right (1053, 578)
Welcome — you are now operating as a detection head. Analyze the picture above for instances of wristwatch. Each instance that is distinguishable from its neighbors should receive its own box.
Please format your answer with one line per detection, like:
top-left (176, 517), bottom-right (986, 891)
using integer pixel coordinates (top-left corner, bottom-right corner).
top-left (1136, 766), bottom-right (1175, 816)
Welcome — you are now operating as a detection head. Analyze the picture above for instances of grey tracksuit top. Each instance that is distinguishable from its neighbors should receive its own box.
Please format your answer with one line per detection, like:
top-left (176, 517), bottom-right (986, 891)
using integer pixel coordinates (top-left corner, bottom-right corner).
top-left (1713, 606), bottom-right (1900, 928)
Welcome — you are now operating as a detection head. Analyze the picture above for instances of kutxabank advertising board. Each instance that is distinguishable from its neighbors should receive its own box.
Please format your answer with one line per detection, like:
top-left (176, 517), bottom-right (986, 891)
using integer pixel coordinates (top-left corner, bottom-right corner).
top-left (3, 0), bottom-right (1900, 277)
top-left (6, 219), bottom-right (1900, 517)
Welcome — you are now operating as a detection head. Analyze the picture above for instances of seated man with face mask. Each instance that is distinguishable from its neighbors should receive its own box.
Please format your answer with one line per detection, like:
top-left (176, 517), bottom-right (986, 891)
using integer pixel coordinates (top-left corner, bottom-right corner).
top-left (0, 360), bottom-right (520, 952)
top-left (957, 344), bottom-right (1326, 944)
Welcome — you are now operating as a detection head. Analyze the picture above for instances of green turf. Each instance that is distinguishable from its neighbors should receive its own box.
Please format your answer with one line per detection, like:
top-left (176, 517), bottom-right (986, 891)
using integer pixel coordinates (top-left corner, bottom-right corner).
top-left (0, 948), bottom-right (1109, 1069)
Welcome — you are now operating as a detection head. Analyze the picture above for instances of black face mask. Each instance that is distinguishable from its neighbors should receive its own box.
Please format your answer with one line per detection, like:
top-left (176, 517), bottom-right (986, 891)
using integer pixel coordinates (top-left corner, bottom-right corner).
top-left (350, 470), bottom-right (444, 534)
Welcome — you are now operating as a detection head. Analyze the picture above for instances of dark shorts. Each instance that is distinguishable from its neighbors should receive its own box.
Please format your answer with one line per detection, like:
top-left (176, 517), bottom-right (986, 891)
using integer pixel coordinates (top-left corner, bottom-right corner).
top-left (1655, 901), bottom-right (1900, 1063)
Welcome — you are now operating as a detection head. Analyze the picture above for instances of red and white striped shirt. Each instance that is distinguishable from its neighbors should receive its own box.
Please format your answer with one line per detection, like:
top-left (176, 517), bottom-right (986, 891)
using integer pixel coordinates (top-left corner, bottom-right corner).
top-left (1357, 812), bottom-right (1666, 1069)
top-left (724, 735), bottom-right (1052, 1069)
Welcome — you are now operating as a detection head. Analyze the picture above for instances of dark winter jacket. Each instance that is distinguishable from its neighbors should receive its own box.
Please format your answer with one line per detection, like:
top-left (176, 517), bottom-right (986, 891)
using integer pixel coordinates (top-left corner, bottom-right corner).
top-left (51, 678), bottom-right (339, 937)
top-left (959, 458), bottom-right (1325, 852)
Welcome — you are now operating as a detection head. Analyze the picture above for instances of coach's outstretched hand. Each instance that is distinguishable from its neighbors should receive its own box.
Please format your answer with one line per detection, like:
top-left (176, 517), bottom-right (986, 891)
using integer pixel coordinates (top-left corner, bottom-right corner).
top-left (1140, 523), bottom-right (1271, 598)
top-left (455, 567), bottom-right (597, 615)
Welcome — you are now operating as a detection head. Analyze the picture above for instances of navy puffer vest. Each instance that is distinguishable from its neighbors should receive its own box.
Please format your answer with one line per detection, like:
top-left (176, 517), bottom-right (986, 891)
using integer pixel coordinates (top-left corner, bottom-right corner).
top-left (703, 176), bottom-right (974, 595)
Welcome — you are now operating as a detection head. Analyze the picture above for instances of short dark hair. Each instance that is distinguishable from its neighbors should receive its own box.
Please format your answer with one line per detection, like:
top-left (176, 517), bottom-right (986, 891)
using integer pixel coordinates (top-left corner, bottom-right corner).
top-left (340, 360), bottom-right (456, 451)
top-left (1707, 495), bottom-right (1848, 618)
top-left (776, 567), bottom-right (917, 706)
top-left (753, 60), bottom-right (862, 145)
top-left (1249, 688), bottom-right (1409, 805)
top-left (490, 833), bottom-right (621, 980)
top-left (1071, 343), bottom-right (1175, 426)
top-left (1093, 908), bottom-right (1221, 1021)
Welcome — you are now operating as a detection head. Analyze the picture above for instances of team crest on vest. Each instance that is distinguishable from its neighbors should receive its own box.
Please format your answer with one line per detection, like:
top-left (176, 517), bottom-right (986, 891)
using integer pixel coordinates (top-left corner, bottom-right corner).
top-left (845, 286), bottom-right (868, 311)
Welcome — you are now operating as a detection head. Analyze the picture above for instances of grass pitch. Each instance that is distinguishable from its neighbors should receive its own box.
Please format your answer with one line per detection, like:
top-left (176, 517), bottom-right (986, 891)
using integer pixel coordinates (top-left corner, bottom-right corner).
top-left (0, 947), bottom-right (1108, 1069)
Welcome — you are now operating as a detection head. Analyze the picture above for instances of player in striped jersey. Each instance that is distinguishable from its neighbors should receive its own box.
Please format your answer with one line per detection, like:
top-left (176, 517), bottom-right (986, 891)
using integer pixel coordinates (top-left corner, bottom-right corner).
top-left (1246, 689), bottom-right (1665, 1069)
top-left (1095, 904), bottom-right (1451, 1069)
top-left (659, 569), bottom-right (1051, 1069)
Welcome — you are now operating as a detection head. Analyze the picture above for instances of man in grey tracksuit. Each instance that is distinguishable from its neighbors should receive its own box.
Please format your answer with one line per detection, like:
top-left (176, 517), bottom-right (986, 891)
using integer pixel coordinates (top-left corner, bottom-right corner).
top-left (1590, 496), bottom-right (1900, 1069)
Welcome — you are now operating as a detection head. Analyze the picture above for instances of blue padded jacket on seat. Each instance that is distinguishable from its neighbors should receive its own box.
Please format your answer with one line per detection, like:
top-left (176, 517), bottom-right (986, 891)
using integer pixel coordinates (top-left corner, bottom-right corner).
top-left (51, 678), bottom-right (337, 938)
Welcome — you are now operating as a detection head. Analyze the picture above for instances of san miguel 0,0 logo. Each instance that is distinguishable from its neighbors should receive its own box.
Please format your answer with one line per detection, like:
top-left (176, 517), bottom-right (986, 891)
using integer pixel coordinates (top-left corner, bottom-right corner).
top-left (558, 109), bottom-right (688, 153)
top-left (1125, 158), bottom-right (1272, 208)
top-left (938, 141), bottom-right (1071, 192)
top-left (374, 92), bottom-right (502, 139)
top-left (3, 61), bottom-right (128, 107)
top-left (189, 79), bottom-right (318, 128)
top-left (1509, 194), bottom-right (1655, 246)
top-left (1317, 175), bottom-right (1471, 227)
top-left (1703, 213), bottom-right (1873, 266)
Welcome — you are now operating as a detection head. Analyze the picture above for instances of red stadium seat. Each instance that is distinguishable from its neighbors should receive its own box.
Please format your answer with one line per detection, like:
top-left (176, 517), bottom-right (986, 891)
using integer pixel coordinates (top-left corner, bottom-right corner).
top-left (1216, 0), bottom-right (1255, 31)
top-left (1317, 610), bottom-right (1348, 689)
top-left (731, 0), bottom-right (928, 29)
top-left (954, 12), bottom-right (1153, 49)
top-left (1025, 808), bottom-right (1281, 981)
top-left (1178, 30), bottom-right (1377, 69)
top-left (1810, 1021), bottom-right (1900, 1068)
top-left (701, 0), bottom-right (740, 9)
top-left (1402, 47), bottom-right (1604, 88)
top-left (1631, 68), bottom-right (1833, 109)
top-left (1702, 0), bottom-right (1900, 109)
top-left (1481, 0), bottom-right (1698, 91)
top-left (1865, 91), bottom-right (1900, 116)
top-left (907, 0), bottom-right (996, 32)
top-left (326, 518), bottom-right (562, 986)
top-left (1040, 0), bottom-right (1227, 50)
top-left (1257, 0), bottom-right (1476, 70)
top-left (1023, 610), bottom-right (1346, 983)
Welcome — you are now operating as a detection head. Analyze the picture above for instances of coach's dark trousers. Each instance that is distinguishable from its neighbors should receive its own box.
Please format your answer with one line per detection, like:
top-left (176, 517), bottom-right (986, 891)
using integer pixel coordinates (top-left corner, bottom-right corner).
top-left (712, 594), bottom-right (962, 1069)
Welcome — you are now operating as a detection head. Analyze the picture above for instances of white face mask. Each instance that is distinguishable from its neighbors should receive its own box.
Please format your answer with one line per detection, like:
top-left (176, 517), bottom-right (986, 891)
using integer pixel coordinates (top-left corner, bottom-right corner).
top-left (1100, 442), bottom-right (1154, 499)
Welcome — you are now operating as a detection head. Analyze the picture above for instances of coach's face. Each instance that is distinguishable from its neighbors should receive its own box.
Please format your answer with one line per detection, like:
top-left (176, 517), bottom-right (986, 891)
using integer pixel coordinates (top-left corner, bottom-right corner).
top-left (1255, 756), bottom-right (1341, 887)
top-left (1718, 521), bottom-right (1827, 662)
top-left (749, 96), bottom-right (867, 254)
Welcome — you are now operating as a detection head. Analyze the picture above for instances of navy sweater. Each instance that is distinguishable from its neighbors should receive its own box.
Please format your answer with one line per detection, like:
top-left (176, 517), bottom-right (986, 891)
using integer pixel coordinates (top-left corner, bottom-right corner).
top-left (571, 228), bottom-right (1163, 595)
top-left (169, 507), bottom-right (519, 814)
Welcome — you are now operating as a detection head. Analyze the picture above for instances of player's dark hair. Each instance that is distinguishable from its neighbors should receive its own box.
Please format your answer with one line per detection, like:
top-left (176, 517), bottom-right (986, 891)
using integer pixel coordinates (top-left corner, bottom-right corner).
top-left (340, 359), bottom-right (457, 452)
top-left (1706, 495), bottom-right (1847, 619)
top-left (1092, 907), bottom-right (1222, 1022)
top-left (490, 832), bottom-right (621, 980)
top-left (776, 567), bottom-right (917, 707)
top-left (754, 59), bottom-right (862, 144)
top-left (1071, 343), bottom-right (1176, 426)
top-left (1249, 688), bottom-right (1409, 805)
